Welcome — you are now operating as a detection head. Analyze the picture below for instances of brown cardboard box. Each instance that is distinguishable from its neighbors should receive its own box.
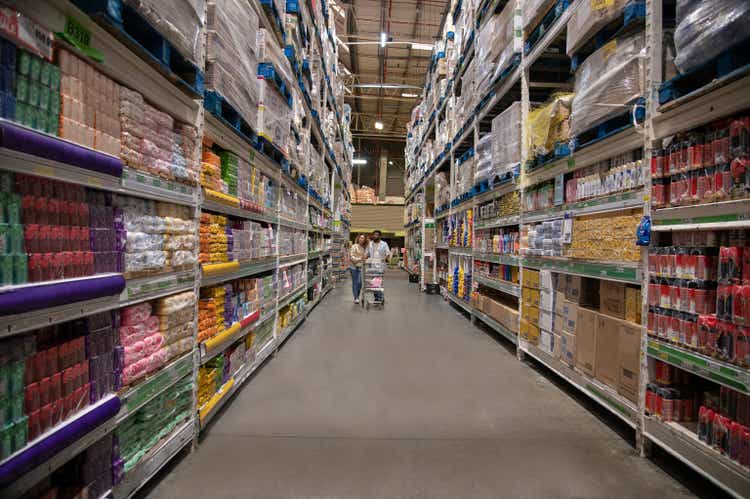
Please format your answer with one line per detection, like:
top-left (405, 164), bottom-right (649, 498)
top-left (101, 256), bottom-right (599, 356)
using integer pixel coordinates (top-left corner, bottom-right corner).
top-left (521, 319), bottom-right (540, 344)
top-left (625, 286), bottom-right (642, 324)
top-left (618, 320), bottom-right (641, 403)
top-left (562, 300), bottom-right (578, 333)
top-left (561, 331), bottom-right (576, 366)
top-left (555, 291), bottom-right (566, 316)
top-left (522, 304), bottom-right (539, 325)
top-left (556, 274), bottom-right (567, 293)
top-left (524, 268), bottom-right (540, 289)
top-left (565, 275), bottom-right (581, 302)
top-left (486, 298), bottom-right (519, 332)
top-left (539, 269), bottom-right (555, 291)
top-left (553, 333), bottom-right (563, 359)
top-left (522, 287), bottom-right (540, 307)
top-left (540, 289), bottom-right (554, 312)
top-left (594, 314), bottom-right (619, 388)
top-left (472, 293), bottom-right (485, 311)
top-left (553, 313), bottom-right (565, 334)
top-left (539, 309), bottom-right (555, 332)
top-left (539, 329), bottom-right (555, 355)
top-left (600, 281), bottom-right (626, 319)
top-left (575, 308), bottom-right (598, 376)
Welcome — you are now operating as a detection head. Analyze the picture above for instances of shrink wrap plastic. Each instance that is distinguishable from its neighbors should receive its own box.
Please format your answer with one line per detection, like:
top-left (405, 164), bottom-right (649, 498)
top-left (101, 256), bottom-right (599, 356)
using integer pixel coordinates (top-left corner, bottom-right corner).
top-left (124, 0), bottom-right (206, 69)
top-left (206, 0), bottom-right (260, 128)
top-left (435, 172), bottom-right (450, 208)
top-left (569, 31), bottom-right (645, 137)
top-left (490, 101), bottom-right (521, 179)
top-left (566, 0), bottom-right (630, 56)
top-left (257, 29), bottom-right (296, 89)
top-left (527, 93), bottom-right (573, 158)
top-left (673, 0), bottom-right (750, 74)
top-left (257, 79), bottom-right (291, 153)
top-left (475, 4), bottom-right (520, 97)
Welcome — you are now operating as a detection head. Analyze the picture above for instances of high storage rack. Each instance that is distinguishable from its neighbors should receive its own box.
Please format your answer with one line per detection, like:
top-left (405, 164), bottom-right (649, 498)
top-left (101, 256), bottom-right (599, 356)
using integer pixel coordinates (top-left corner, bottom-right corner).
top-left (404, 0), bottom-right (750, 496)
top-left (0, 0), bottom-right (351, 497)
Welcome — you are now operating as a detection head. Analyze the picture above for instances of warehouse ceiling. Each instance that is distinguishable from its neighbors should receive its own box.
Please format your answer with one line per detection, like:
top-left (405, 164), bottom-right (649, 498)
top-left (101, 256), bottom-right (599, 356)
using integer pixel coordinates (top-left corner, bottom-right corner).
top-left (334, 0), bottom-right (449, 189)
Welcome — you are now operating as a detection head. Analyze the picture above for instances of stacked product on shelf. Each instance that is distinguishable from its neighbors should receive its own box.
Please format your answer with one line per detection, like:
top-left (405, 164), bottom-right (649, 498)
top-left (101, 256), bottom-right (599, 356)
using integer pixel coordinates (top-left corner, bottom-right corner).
top-left (278, 226), bottom-right (306, 257)
top-left (526, 93), bottom-right (574, 167)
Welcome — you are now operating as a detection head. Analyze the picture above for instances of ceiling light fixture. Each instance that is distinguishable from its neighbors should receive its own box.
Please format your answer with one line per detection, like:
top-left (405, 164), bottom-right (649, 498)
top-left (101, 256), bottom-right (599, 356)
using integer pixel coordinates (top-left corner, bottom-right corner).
top-left (352, 158), bottom-right (367, 165)
top-left (411, 42), bottom-right (433, 51)
top-left (380, 32), bottom-right (387, 48)
top-left (388, 161), bottom-right (393, 165)
top-left (374, 121), bottom-right (384, 130)
top-left (401, 93), bottom-right (418, 98)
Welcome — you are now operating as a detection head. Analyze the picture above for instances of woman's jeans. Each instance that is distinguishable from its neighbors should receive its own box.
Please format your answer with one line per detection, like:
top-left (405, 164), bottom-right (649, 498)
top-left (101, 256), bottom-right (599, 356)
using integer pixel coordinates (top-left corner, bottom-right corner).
top-left (350, 267), bottom-right (361, 300)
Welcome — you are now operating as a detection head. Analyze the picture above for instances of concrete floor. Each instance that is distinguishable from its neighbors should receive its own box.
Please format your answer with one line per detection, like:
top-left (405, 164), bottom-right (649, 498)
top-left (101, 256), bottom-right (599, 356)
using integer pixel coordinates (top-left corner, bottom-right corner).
top-left (143, 271), bottom-right (701, 499)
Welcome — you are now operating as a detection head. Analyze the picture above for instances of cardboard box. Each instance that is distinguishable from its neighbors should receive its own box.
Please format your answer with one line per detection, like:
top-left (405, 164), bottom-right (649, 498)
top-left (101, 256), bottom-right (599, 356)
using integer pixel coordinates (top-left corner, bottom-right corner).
top-left (522, 304), bottom-right (539, 325)
top-left (553, 313), bottom-right (565, 334)
top-left (594, 314), bottom-right (619, 389)
top-left (540, 289), bottom-right (555, 313)
top-left (575, 308), bottom-right (598, 377)
top-left (524, 268), bottom-right (540, 289)
top-left (625, 286), bottom-right (642, 324)
top-left (539, 269), bottom-right (555, 291)
top-left (553, 333), bottom-right (563, 359)
top-left (556, 274), bottom-right (567, 293)
top-left (472, 293), bottom-right (484, 311)
top-left (618, 320), bottom-right (641, 404)
top-left (486, 298), bottom-right (519, 332)
top-left (561, 331), bottom-right (575, 366)
top-left (539, 309), bottom-right (555, 332)
top-left (565, 275), bottom-right (599, 307)
top-left (600, 280), bottom-right (626, 319)
top-left (521, 319), bottom-right (540, 344)
top-left (555, 291), bottom-right (566, 316)
top-left (561, 300), bottom-right (578, 333)
top-left (539, 329), bottom-right (555, 355)
top-left (522, 287), bottom-right (540, 307)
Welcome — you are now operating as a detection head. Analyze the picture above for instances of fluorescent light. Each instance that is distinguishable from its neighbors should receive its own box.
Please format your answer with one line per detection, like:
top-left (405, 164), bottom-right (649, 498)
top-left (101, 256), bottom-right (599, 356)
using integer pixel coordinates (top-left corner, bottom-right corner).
top-left (352, 158), bottom-right (367, 165)
top-left (401, 93), bottom-right (418, 98)
top-left (411, 42), bottom-right (433, 51)
top-left (374, 121), bottom-right (384, 130)
top-left (380, 32), bottom-right (387, 48)
top-left (388, 161), bottom-right (393, 165)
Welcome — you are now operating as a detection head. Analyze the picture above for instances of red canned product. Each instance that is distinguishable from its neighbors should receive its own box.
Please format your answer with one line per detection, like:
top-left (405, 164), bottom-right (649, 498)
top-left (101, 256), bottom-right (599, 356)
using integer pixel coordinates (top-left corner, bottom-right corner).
top-left (646, 384), bottom-right (658, 415)
top-left (720, 246), bottom-right (743, 284)
top-left (716, 320), bottom-right (736, 362)
top-left (658, 310), bottom-right (670, 339)
top-left (669, 310), bottom-right (681, 343)
top-left (699, 315), bottom-right (717, 355)
top-left (688, 169), bottom-right (699, 202)
top-left (648, 309), bottom-right (657, 334)
top-left (716, 162), bottom-right (733, 199)
top-left (718, 283), bottom-right (734, 320)
top-left (736, 327), bottom-right (750, 366)
top-left (688, 132), bottom-right (705, 169)
top-left (661, 388), bottom-right (678, 421)
top-left (651, 177), bottom-right (669, 208)
top-left (669, 280), bottom-right (681, 309)
top-left (683, 315), bottom-right (698, 349)
top-left (659, 248), bottom-right (671, 277)
top-left (648, 281), bottom-right (660, 307)
top-left (700, 165), bottom-right (716, 201)
top-left (715, 126), bottom-right (730, 165)
top-left (679, 285), bottom-right (690, 312)
top-left (649, 249), bottom-right (659, 274)
top-left (651, 149), bottom-right (665, 177)
top-left (733, 285), bottom-right (750, 325)
top-left (660, 278), bottom-right (671, 308)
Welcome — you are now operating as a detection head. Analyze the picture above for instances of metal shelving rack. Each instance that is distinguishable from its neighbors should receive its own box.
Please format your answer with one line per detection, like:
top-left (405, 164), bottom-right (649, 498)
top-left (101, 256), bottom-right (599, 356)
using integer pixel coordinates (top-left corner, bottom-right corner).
top-left (404, 0), bottom-right (750, 496)
top-left (0, 0), bottom-right (350, 496)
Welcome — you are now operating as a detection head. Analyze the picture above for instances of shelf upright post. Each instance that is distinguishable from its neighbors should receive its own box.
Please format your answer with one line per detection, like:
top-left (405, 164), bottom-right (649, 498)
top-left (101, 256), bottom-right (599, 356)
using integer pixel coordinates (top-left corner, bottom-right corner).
top-left (517, 0), bottom-right (529, 362)
top-left (273, 168), bottom-right (282, 354)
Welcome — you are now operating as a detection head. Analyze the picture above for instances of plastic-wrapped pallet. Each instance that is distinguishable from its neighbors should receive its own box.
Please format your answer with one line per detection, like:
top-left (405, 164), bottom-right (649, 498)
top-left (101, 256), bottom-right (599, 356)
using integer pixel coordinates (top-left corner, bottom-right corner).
top-left (435, 172), bottom-right (450, 208)
top-left (673, 0), bottom-right (750, 74)
top-left (257, 79), bottom-right (291, 154)
top-left (474, 133), bottom-right (493, 184)
top-left (206, 0), bottom-right (260, 128)
top-left (566, 0), bottom-right (630, 56)
top-left (476, 2), bottom-right (520, 97)
top-left (522, 0), bottom-right (555, 32)
top-left (123, 0), bottom-right (206, 69)
top-left (455, 155), bottom-right (475, 196)
top-left (257, 29), bottom-right (296, 89)
top-left (569, 31), bottom-right (645, 137)
top-left (490, 101), bottom-right (521, 178)
top-left (527, 93), bottom-right (574, 158)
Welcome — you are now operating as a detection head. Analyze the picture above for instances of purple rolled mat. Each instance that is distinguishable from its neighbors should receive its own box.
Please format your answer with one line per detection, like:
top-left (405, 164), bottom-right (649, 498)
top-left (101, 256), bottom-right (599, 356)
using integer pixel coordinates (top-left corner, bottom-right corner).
top-left (0, 396), bottom-right (121, 486)
top-left (0, 121), bottom-right (123, 178)
top-left (0, 275), bottom-right (126, 316)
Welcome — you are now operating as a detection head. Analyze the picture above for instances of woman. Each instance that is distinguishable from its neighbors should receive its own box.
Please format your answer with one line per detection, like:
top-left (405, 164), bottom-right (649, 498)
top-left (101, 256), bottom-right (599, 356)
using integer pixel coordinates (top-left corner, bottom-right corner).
top-left (349, 234), bottom-right (368, 303)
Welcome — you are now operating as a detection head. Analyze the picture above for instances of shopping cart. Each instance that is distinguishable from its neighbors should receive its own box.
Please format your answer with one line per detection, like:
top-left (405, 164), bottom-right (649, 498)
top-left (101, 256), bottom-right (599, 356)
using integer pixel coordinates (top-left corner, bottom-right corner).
top-left (361, 258), bottom-right (385, 309)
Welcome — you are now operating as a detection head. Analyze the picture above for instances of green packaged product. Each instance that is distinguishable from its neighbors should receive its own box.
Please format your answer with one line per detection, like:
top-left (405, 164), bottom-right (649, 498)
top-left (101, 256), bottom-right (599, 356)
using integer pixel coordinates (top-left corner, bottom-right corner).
top-left (0, 424), bottom-right (11, 459)
top-left (9, 394), bottom-right (22, 421)
top-left (29, 56), bottom-right (41, 81)
top-left (27, 107), bottom-right (38, 130)
top-left (39, 86), bottom-right (49, 111)
top-left (28, 81), bottom-right (39, 107)
top-left (0, 255), bottom-right (12, 285)
top-left (6, 194), bottom-right (19, 224)
top-left (0, 193), bottom-right (6, 224)
top-left (17, 50), bottom-right (30, 76)
top-left (0, 171), bottom-right (12, 193)
top-left (48, 65), bottom-right (60, 90)
top-left (12, 417), bottom-right (27, 452)
top-left (13, 254), bottom-right (27, 285)
top-left (49, 91), bottom-right (60, 115)
top-left (0, 223), bottom-right (8, 253)
top-left (15, 76), bottom-right (28, 103)
top-left (8, 361), bottom-right (23, 396)
top-left (0, 398), bottom-right (8, 426)
top-left (0, 363), bottom-right (9, 398)
top-left (36, 112), bottom-right (47, 133)
top-left (40, 61), bottom-right (50, 86)
top-left (14, 103), bottom-right (27, 127)
top-left (9, 225), bottom-right (23, 253)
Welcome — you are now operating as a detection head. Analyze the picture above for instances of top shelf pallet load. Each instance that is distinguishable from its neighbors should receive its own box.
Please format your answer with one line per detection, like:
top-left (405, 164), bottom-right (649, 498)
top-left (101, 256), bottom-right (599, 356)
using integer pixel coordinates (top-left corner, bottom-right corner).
top-left (405, 0), bottom-right (750, 497)
top-left (0, 0), bottom-right (349, 498)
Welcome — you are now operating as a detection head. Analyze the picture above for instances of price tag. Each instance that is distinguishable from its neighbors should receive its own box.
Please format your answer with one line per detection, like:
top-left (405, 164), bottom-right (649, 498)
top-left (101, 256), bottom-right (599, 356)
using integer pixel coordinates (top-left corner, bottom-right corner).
top-left (57, 17), bottom-right (103, 62)
top-left (590, 0), bottom-right (614, 9)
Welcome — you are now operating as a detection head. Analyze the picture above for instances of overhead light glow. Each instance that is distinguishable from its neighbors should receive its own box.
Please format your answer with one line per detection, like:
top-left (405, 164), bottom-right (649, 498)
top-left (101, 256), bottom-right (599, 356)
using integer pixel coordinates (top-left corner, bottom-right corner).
top-left (401, 93), bottom-right (418, 98)
top-left (374, 121), bottom-right (384, 130)
top-left (352, 158), bottom-right (367, 165)
top-left (380, 32), bottom-right (387, 48)
top-left (388, 161), bottom-right (393, 165)
top-left (411, 42), bottom-right (433, 51)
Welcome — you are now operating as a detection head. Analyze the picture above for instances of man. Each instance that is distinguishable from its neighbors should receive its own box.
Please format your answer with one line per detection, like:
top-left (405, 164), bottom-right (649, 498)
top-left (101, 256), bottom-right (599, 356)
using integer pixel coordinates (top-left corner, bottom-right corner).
top-left (366, 230), bottom-right (389, 302)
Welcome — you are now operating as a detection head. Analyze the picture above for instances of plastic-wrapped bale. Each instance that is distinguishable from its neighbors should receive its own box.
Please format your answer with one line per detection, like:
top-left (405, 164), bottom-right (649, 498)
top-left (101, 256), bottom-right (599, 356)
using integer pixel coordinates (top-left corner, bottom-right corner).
top-left (569, 31), bottom-right (645, 137)
top-left (491, 101), bottom-right (522, 179)
top-left (257, 29), bottom-right (296, 90)
top-left (526, 93), bottom-right (574, 159)
top-left (206, 0), bottom-right (260, 127)
top-left (123, 0), bottom-right (206, 69)
top-left (673, 0), bottom-right (750, 74)
top-left (474, 133), bottom-right (494, 184)
top-left (522, 0), bottom-right (555, 32)
top-left (475, 2), bottom-right (521, 97)
top-left (455, 155), bottom-right (475, 196)
top-left (566, 0), bottom-right (630, 56)
top-left (435, 172), bottom-right (450, 208)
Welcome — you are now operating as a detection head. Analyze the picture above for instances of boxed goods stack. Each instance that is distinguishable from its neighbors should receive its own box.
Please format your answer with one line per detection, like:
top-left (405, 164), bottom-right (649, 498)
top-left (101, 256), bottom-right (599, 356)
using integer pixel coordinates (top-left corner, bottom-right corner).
top-left (475, 3), bottom-right (521, 98)
top-left (257, 78), bottom-right (292, 154)
top-left (520, 268), bottom-right (540, 344)
top-left (206, 0), bottom-right (260, 129)
top-left (199, 213), bottom-right (229, 264)
top-left (15, 45), bottom-right (60, 136)
top-left (568, 209), bottom-right (641, 262)
top-left (484, 102), bottom-right (521, 183)
top-left (454, 153), bottom-right (475, 197)
top-left (278, 226), bottom-right (306, 256)
top-left (566, 0), bottom-right (631, 57)
top-left (355, 186), bottom-right (376, 204)
top-left (569, 31), bottom-right (645, 139)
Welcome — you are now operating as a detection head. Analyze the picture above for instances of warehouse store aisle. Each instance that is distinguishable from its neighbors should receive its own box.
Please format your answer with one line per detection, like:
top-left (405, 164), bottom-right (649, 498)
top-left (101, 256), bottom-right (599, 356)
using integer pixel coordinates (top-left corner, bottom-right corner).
top-left (144, 271), bottom-right (694, 499)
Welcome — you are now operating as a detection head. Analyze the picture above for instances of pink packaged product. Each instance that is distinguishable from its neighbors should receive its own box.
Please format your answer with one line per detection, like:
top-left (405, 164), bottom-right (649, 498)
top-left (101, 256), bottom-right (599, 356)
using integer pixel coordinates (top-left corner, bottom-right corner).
top-left (120, 302), bottom-right (152, 326)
